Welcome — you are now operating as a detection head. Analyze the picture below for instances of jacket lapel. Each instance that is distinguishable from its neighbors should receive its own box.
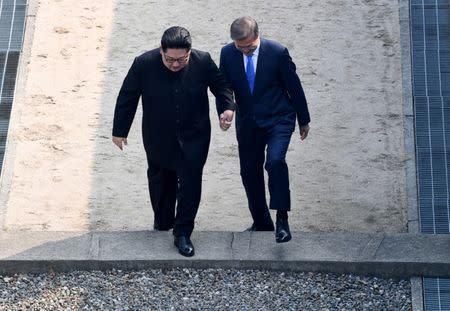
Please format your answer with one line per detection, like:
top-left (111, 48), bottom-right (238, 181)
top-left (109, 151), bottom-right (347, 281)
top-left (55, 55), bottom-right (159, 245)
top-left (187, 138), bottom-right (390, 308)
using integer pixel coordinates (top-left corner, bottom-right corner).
top-left (232, 47), bottom-right (248, 91)
top-left (252, 38), bottom-right (265, 97)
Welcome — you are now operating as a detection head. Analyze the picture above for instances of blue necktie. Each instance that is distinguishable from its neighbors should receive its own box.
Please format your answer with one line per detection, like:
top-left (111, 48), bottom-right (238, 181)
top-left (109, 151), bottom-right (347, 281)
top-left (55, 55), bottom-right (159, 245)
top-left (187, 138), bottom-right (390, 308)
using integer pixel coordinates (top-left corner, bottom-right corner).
top-left (246, 54), bottom-right (255, 94)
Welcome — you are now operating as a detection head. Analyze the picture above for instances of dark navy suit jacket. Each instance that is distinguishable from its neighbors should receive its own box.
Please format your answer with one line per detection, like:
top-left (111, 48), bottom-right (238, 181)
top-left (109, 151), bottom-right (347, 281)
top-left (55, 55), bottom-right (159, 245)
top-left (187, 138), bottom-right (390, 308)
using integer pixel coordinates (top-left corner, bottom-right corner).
top-left (219, 38), bottom-right (310, 136)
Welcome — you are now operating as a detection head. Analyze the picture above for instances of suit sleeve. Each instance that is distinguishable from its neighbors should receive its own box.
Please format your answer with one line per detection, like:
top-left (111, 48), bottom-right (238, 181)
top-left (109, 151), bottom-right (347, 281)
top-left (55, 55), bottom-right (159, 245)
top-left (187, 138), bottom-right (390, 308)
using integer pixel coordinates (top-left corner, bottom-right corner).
top-left (206, 52), bottom-right (235, 116)
top-left (112, 58), bottom-right (142, 137)
top-left (279, 48), bottom-right (311, 126)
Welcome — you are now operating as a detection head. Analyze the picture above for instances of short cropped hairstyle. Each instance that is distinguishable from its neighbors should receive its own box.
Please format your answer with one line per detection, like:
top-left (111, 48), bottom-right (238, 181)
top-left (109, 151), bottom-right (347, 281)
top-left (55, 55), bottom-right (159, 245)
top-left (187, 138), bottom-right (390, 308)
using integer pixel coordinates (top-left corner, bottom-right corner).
top-left (161, 26), bottom-right (192, 52)
top-left (230, 16), bottom-right (259, 41)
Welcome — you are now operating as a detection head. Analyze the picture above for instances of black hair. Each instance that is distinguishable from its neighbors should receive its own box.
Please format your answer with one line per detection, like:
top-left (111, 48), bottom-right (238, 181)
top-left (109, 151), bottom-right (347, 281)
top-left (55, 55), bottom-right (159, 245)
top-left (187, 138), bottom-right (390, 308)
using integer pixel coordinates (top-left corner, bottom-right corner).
top-left (161, 26), bottom-right (192, 52)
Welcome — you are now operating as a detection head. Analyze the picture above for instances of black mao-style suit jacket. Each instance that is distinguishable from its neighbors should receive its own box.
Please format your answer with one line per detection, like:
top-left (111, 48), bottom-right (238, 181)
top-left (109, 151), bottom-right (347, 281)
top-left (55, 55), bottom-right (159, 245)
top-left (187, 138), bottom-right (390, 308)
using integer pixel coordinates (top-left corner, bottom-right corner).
top-left (113, 48), bottom-right (235, 168)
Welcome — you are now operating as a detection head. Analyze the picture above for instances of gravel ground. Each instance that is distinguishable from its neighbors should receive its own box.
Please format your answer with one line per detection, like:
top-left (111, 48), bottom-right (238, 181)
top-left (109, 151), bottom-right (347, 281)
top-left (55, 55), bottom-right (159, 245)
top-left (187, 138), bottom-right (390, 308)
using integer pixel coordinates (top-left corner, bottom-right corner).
top-left (0, 268), bottom-right (411, 310)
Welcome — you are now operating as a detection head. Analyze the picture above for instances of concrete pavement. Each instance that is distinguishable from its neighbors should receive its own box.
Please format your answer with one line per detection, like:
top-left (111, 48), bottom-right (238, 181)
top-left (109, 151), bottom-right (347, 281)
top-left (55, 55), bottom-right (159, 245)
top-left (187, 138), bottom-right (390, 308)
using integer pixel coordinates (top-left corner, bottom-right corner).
top-left (0, 231), bottom-right (449, 277)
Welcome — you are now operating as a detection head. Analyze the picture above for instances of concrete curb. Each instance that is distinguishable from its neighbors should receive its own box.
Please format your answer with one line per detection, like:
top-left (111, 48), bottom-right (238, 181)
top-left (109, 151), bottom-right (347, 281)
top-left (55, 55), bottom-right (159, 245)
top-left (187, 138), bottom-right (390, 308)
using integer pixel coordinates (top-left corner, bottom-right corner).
top-left (0, 0), bottom-right (39, 228)
top-left (398, 0), bottom-right (425, 309)
top-left (0, 231), bottom-right (449, 277)
top-left (399, 0), bottom-right (419, 235)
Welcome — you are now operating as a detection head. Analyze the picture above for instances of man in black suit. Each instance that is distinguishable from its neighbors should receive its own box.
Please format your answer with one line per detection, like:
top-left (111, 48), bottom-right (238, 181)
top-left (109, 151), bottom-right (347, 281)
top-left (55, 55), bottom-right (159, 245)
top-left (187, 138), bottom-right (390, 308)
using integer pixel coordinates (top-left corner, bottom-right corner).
top-left (112, 26), bottom-right (235, 256)
top-left (219, 17), bottom-right (310, 243)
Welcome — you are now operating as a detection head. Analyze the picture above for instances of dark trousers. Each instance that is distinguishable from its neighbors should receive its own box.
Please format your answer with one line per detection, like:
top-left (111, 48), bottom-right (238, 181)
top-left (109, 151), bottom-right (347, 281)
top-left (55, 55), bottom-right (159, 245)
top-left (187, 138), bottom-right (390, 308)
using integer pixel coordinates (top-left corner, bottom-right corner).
top-left (147, 156), bottom-right (203, 237)
top-left (238, 115), bottom-right (295, 226)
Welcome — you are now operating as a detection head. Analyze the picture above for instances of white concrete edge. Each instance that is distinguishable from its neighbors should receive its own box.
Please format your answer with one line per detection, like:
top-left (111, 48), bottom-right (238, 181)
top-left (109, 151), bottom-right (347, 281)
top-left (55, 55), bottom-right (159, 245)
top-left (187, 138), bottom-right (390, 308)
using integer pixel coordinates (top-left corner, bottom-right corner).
top-left (0, 0), bottom-right (38, 228)
top-left (398, 0), bottom-right (424, 309)
top-left (0, 231), bottom-right (450, 278)
top-left (398, 0), bottom-right (419, 234)
top-left (411, 277), bottom-right (424, 311)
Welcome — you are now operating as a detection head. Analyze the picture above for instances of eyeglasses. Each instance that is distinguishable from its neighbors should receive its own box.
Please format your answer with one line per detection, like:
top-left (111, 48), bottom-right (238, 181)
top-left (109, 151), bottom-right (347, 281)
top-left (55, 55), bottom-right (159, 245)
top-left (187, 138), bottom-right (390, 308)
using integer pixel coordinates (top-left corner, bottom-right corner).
top-left (235, 37), bottom-right (259, 53)
top-left (163, 52), bottom-right (190, 64)
top-left (235, 43), bottom-right (258, 52)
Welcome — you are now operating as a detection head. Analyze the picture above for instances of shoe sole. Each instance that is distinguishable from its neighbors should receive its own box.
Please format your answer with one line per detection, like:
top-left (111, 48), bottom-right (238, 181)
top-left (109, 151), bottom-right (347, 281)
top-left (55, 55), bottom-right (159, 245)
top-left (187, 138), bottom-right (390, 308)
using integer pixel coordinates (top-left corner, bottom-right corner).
top-left (276, 235), bottom-right (292, 243)
top-left (174, 240), bottom-right (195, 257)
top-left (178, 249), bottom-right (195, 257)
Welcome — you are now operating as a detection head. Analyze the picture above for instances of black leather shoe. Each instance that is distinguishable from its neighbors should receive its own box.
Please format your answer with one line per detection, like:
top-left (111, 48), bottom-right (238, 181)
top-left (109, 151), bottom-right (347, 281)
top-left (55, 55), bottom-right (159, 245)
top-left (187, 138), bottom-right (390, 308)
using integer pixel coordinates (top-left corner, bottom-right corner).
top-left (174, 236), bottom-right (195, 257)
top-left (245, 221), bottom-right (275, 232)
top-left (275, 218), bottom-right (292, 243)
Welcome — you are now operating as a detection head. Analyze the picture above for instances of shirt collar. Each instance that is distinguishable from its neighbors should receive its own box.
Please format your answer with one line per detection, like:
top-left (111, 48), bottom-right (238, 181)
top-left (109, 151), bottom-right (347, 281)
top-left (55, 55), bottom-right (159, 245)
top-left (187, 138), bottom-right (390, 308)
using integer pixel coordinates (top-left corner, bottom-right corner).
top-left (252, 44), bottom-right (260, 57)
top-left (242, 41), bottom-right (260, 58)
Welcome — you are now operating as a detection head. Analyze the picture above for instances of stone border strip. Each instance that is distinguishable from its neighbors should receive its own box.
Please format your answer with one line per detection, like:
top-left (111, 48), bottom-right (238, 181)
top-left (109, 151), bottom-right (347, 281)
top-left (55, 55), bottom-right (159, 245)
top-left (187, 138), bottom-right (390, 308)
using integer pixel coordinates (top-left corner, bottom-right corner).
top-left (0, 231), bottom-right (448, 278)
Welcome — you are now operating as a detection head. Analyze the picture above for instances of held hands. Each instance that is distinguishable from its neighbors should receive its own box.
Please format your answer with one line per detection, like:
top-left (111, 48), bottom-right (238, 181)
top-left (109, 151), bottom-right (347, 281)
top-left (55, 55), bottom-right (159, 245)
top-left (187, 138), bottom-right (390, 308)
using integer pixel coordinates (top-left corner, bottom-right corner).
top-left (112, 136), bottom-right (128, 150)
top-left (220, 110), bottom-right (234, 131)
top-left (299, 124), bottom-right (310, 140)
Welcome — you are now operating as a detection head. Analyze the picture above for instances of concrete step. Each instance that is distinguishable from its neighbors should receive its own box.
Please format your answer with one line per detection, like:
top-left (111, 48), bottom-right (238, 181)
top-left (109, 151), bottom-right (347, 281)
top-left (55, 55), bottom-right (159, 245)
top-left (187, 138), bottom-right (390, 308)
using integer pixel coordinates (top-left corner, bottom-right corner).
top-left (0, 231), bottom-right (449, 277)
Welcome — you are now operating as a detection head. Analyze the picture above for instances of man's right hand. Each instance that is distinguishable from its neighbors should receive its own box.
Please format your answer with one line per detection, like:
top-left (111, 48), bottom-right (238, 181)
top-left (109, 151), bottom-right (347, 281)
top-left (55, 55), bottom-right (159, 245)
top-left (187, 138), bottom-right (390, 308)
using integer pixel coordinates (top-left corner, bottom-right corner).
top-left (220, 110), bottom-right (234, 131)
top-left (112, 136), bottom-right (127, 150)
top-left (299, 124), bottom-right (310, 141)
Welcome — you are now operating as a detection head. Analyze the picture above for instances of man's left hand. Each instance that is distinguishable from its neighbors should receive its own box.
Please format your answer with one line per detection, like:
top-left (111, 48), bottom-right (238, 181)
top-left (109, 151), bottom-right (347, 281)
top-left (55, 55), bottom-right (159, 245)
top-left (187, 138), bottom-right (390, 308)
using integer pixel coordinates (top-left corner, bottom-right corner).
top-left (220, 110), bottom-right (234, 131)
top-left (299, 124), bottom-right (310, 140)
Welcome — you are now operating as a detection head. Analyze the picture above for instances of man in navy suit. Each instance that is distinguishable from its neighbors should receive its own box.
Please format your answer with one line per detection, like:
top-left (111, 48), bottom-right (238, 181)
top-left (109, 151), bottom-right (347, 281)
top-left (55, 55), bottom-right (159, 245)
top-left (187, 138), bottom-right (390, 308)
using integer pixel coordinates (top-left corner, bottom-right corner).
top-left (219, 17), bottom-right (310, 243)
